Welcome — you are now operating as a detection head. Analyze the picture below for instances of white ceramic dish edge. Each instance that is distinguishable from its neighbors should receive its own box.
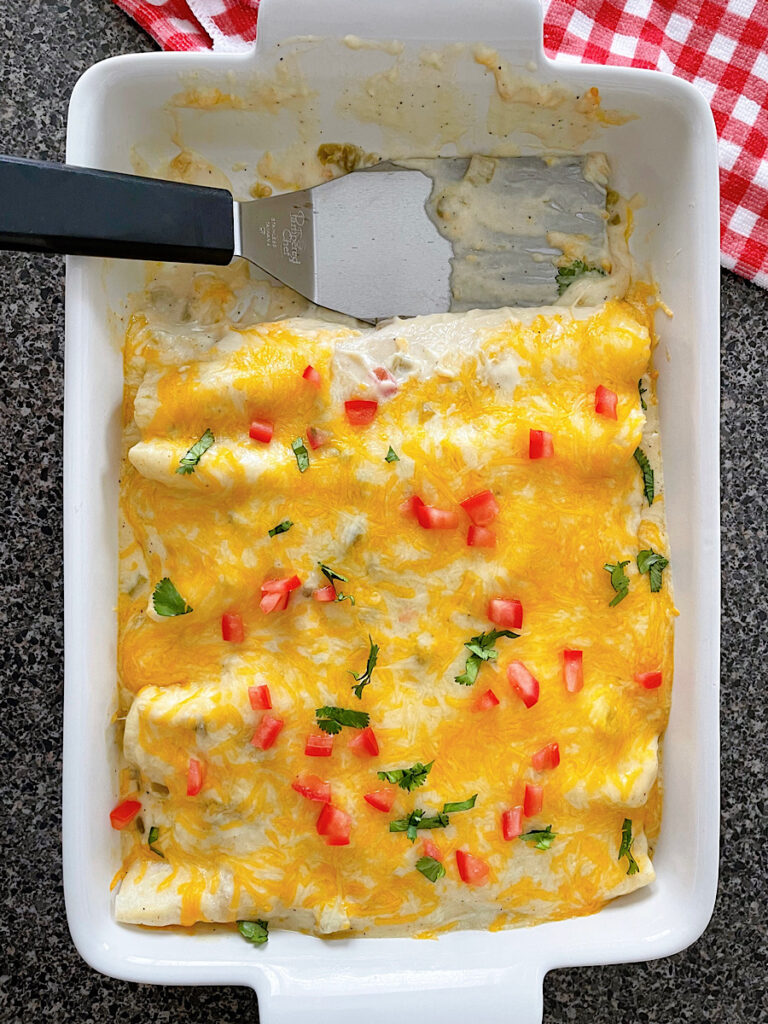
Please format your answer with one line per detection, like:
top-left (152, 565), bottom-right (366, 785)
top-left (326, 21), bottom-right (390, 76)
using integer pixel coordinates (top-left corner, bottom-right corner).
top-left (62, 1), bottom-right (721, 1021)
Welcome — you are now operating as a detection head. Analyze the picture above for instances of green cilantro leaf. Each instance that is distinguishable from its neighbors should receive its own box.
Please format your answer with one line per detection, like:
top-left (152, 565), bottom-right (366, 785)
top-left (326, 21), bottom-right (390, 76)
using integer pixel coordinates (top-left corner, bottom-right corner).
top-left (638, 379), bottom-right (648, 411)
top-left (377, 760), bottom-right (434, 791)
top-left (175, 428), bottom-right (214, 475)
top-left (520, 825), bottom-right (557, 850)
top-left (633, 447), bottom-right (655, 505)
top-left (603, 560), bottom-right (630, 607)
top-left (350, 635), bottom-right (379, 699)
top-left (442, 794), bottom-right (477, 814)
top-left (315, 706), bottom-right (370, 735)
top-left (555, 259), bottom-right (607, 296)
top-left (318, 562), bottom-right (348, 584)
top-left (385, 446), bottom-right (400, 463)
top-left (416, 856), bottom-right (446, 882)
top-left (237, 919), bottom-right (269, 945)
top-left (455, 629), bottom-right (518, 686)
top-left (152, 577), bottom-right (193, 617)
top-left (389, 809), bottom-right (449, 842)
top-left (336, 593), bottom-right (356, 605)
top-left (291, 437), bottom-right (310, 473)
top-left (637, 548), bottom-right (669, 593)
top-left (619, 818), bottom-right (640, 875)
top-left (268, 520), bottom-right (293, 537)
top-left (147, 825), bottom-right (164, 858)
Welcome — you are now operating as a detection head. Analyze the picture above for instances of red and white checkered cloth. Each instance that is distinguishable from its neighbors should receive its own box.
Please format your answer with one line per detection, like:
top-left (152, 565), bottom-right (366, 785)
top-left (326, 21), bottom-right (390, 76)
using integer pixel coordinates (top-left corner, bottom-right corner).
top-left (113, 0), bottom-right (768, 287)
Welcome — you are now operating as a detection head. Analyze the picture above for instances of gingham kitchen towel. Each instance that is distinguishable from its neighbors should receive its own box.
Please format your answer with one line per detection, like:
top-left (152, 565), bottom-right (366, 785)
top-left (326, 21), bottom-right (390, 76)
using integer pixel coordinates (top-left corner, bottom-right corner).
top-left (113, 0), bottom-right (768, 287)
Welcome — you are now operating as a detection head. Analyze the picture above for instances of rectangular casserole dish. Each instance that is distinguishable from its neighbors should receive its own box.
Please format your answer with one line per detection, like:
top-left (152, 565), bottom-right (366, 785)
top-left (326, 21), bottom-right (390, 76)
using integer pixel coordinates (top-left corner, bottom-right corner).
top-left (62, 0), bottom-right (721, 1020)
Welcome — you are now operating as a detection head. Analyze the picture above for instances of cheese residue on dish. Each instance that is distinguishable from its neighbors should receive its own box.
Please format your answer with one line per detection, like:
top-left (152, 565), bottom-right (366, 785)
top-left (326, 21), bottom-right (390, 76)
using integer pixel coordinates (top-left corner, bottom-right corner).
top-left (113, 270), bottom-right (674, 937)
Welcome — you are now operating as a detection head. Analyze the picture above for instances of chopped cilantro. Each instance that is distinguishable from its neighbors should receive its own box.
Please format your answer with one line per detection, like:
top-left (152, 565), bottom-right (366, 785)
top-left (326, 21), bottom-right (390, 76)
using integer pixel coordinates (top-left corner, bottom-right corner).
top-left (291, 437), bottom-right (310, 473)
top-left (637, 549), bottom-right (669, 593)
top-left (377, 760), bottom-right (434, 792)
top-left (442, 794), bottom-right (477, 814)
top-left (315, 706), bottom-right (370, 735)
top-left (416, 856), bottom-right (446, 882)
top-left (152, 577), bottom-right (193, 617)
top-left (638, 379), bottom-right (648, 411)
top-left (619, 818), bottom-right (640, 875)
top-left (237, 919), bottom-right (269, 945)
top-left (520, 825), bottom-right (557, 850)
top-left (385, 446), bottom-right (400, 463)
top-left (455, 628), bottom-right (518, 686)
top-left (336, 593), bottom-right (356, 605)
top-left (603, 560), bottom-right (630, 607)
top-left (147, 825), bottom-right (164, 858)
top-left (268, 519), bottom-right (293, 537)
top-left (350, 635), bottom-right (379, 699)
top-left (175, 428), bottom-right (214, 475)
top-left (318, 562), bottom-right (348, 585)
top-left (556, 259), bottom-right (607, 296)
top-left (633, 447), bottom-right (655, 505)
top-left (389, 809), bottom-right (449, 842)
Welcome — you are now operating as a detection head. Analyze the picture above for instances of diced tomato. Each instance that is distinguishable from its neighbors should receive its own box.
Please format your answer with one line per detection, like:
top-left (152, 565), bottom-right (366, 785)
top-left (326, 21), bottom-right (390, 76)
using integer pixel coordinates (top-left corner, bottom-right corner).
top-left (261, 575), bottom-right (302, 594)
top-left (531, 741), bottom-right (560, 771)
top-left (187, 758), bottom-right (204, 796)
top-left (422, 839), bottom-right (443, 862)
top-left (488, 597), bottom-right (523, 630)
top-left (291, 772), bottom-right (331, 803)
top-left (563, 649), bottom-right (583, 693)
top-left (316, 803), bottom-right (352, 845)
top-left (401, 494), bottom-right (425, 518)
top-left (363, 788), bottom-right (396, 812)
top-left (467, 525), bottom-right (496, 548)
top-left (635, 670), bottom-right (663, 689)
top-left (251, 713), bottom-right (284, 751)
top-left (502, 806), bottom-right (524, 841)
top-left (348, 726), bottom-right (379, 757)
top-left (529, 429), bottom-right (554, 459)
top-left (460, 489), bottom-right (500, 526)
top-left (248, 419), bottom-right (274, 443)
top-left (221, 612), bottom-right (244, 643)
top-left (474, 688), bottom-right (500, 711)
top-left (507, 660), bottom-right (540, 708)
top-left (415, 505), bottom-right (459, 530)
top-left (344, 399), bottom-right (378, 425)
top-left (523, 783), bottom-right (543, 817)
top-left (259, 591), bottom-right (289, 614)
top-left (302, 365), bottom-right (321, 388)
top-left (372, 366), bottom-right (398, 396)
top-left (595, 385), bottom-right (618, 420)
top-left (305, 733), bottom-right (334, 757)
top-left (307, 426), bottom-right (329, 450)
top-left (455, 849), bottom-right (490, 886)
top-left (109, 799), bottom-right (141, 831)
top-left (313, 584), bottom-right (337, 602)
top-left (248, 684), bottom-right (272, 710)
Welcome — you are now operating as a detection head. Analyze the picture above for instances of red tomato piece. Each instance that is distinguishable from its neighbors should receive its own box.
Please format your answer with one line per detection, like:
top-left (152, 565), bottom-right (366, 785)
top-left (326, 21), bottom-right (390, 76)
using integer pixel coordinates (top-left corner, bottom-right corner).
top-left (248, 419), bottom-right (274, 443)
top-left (488, 597), bottom-right (523, 630)
top-left (248, 684), bottom-right (272, 710)
top-left (474, 688), bottom-right (500, 711)
top-left (372, 366), bottom-right (398, 396)
top-left (221, 612), bottom-right (244, 643)
top-left (523, 783), bottom-right (543, 817)
top-left (507, 660), bottom-right (540, 708)
top-left (502, 806), bottom-right (524, 841)
top-left (291, 773), bottom-right (331, 803)
top-left (259, 591), bottom-right (289, 614)
top-left (595, 385), bottom-right (618, 419)
top-left (313, 585), bottom-right (337, 602)
top-left (251, 714), bottom-right (284, 750)
top-left (422, 839), bottom-right (443, 862)
top-left (635, 670), bottom-right (663, 689)
top-left (363, 788), bottom-right (396, 812)
top-left (307, 426), bottom-right (329, 450)
top-left (415, 505), bottom-right (459, 530)
top-left (460, 489), bottom-right (500, 526)
top-left (348, 726), bottom-right (379, 757)
top-left (401, 494), bottom-right (425, 518)
top-left (109, 799), bottom-right (141, 831)
top-left (529, 429), bottom-right (554, 459)
top-left (302, 365), bottom-right (321, 388)
top-left (531, 742), bottom-right (560, 771)
top-left (305, 733), bottom-right (334, 757)
top-left (467, 525), bottom-right (496, 548)
top-left (261, 575), bottom-right (302, 594)
top-left (316, 803), bottom-right (352, 845)
top-left (187, 758), bottom-right (204, 796)
top-left (455, 849), bottom-right (490, 886)
top-left (563, 649), bottom-right (583, 693)
top-left (344, 399), bottom-right (378, 425)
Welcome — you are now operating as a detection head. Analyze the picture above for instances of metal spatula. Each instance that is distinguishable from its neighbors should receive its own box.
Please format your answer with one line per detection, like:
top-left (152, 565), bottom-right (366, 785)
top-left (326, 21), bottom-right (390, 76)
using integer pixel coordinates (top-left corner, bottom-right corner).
top-left (0, 154), bottom-right (607, 320)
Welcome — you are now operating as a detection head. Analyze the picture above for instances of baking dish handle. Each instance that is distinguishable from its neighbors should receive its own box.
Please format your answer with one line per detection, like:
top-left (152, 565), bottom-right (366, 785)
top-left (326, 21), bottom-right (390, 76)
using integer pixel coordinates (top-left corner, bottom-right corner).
top-left (254, 963), bottom-right (545, 1024)
top-left (0, 154), bottom-right (235, 264)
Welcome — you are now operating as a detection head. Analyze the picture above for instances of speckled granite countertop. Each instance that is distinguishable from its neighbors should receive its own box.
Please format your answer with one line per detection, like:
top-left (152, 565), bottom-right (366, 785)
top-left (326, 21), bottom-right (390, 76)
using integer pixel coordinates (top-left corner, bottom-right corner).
top-left (0, 1), bottom-right (766, 1021)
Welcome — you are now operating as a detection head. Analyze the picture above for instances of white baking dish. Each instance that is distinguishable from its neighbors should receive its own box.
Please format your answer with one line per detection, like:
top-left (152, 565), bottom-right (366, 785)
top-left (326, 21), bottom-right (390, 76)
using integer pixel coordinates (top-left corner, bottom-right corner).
top-left (62, 0), bottom-right (721, 1020)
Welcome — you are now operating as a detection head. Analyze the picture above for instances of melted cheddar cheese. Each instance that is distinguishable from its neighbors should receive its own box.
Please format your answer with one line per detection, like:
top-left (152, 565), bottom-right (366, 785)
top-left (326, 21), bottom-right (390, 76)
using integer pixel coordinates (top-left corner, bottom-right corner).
top-left (114, 268), bottom-right (673, 937)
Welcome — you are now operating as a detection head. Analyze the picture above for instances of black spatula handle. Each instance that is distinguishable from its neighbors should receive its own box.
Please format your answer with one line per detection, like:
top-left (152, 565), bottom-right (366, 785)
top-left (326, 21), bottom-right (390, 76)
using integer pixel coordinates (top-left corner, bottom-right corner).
top-left (0, 154), bottom-right (235, 264)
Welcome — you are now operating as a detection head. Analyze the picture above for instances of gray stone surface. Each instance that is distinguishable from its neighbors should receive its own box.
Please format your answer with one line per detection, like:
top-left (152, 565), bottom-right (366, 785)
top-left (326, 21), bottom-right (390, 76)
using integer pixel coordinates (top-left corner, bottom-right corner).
top-left (0, 1), bottom-right (766, 1021)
